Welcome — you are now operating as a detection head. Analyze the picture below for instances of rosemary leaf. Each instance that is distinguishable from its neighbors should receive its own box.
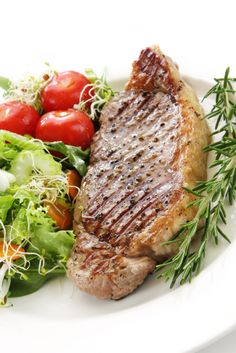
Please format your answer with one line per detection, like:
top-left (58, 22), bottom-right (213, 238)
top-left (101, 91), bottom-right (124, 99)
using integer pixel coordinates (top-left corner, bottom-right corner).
top-left (156, 67), bottom-right (236, 286)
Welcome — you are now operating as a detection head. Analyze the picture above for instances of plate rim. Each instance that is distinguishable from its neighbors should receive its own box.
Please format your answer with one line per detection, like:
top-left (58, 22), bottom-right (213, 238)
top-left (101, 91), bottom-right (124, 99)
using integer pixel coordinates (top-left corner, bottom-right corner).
top-left (1, 74), bottom-right (236, 353)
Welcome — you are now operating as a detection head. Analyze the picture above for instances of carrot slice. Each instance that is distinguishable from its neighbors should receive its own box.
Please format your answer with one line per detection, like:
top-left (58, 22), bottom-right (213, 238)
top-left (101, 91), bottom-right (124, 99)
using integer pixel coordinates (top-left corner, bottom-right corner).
top-left (67, 170), bottom-right (81, 199)
top-left (0, 242), bottom-right (24, 260)
top-left (46, 201), bottom-right (72, 230)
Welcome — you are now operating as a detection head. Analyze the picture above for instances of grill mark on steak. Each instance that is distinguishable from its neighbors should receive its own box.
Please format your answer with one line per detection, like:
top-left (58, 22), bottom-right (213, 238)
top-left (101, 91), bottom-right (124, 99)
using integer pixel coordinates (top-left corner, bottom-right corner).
top-left (91, 93), bottom-right (164, 165)
top-left (115, 177), bottom-right (183, 236)
top-left (68, 46), bottom-right (210, 300)
top-left (91, 92), bottom-right (151, 160)
top-left (96, 102), bottom-right (178, 168)
top-left (83, 160), bottom-right (177, 234)
top-left (105, 93), bottom-right (159, 130)
top-left (82, 96), bottom-right (163, 211)
top-left (92, 176), bottom-right (171, 236)
top-left (83, 144), bottom-right (175, 225)
top-left (126, 48), bottom-right (177, 93)
top-left (88, 155), bottom-right (179, 228)
top-left (86, 93), bottom-right (160, 192)
top-left (97, 176), bottom-right (175, 236)
top-left (82, 93), bottom-right (180, 220)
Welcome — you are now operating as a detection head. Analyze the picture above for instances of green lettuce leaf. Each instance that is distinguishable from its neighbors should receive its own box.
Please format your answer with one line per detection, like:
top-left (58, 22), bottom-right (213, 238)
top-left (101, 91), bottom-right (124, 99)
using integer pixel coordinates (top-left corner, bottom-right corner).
top-left (8, 209), bottom-right (74, 297)
top-left (0, 130), bottom-right (43, 151)
top-left (45, 141), bottom-right (90, 176)
top-left (0, 130), bottom-right (77, 300)
top-left (9, 208), bottom-right (29, 244)
top-left (0, 140), bottom-right (18, 169)
top-left (10, 149), bottom-right (62, 184)
top-left (0, 195), bottom-right (14, 223)
top-left (0, 76), bottom-right (11, 91)
top-left (9, 258), bottom-right (65, 297)
top-left (0, 130), bottom-right (89, 177)
top-left (29, 225), bottom-right (74, 259)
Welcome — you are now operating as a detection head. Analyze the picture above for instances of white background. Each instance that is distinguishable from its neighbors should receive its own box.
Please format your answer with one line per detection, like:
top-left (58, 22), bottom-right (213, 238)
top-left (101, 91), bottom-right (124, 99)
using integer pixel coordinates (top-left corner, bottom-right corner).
top-left (1, 0), bottom-right (236, 352)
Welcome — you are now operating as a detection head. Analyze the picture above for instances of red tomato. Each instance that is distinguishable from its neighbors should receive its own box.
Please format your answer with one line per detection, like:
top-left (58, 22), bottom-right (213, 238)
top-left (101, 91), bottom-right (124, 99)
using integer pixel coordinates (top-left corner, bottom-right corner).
top-left (35, 109), bottom-right (94, 149)
top-left (0, 101), bottom-right (40, 136)
top-left (41, 71), bottom-right (93, 112)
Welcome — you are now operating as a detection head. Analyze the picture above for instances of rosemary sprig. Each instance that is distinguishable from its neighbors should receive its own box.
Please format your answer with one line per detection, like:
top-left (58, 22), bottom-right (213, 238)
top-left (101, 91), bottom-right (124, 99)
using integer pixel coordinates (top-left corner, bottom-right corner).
top-left (156, 68), bottom-right (236, 288)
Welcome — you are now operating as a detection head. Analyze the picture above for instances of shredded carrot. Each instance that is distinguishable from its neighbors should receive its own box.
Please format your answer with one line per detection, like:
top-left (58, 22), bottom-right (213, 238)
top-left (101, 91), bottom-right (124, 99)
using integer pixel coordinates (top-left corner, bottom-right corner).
top-left (46, 201), bottom-right (72, 230)
top-left (67, 170), bottom-right (81, 199)
top-left (0, 242), bottom-right (24, 260)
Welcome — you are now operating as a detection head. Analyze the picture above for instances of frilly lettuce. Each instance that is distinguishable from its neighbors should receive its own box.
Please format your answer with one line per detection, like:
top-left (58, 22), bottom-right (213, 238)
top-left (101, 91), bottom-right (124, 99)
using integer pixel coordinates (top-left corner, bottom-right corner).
top-left (0, 130), bottom-right (78, 304)
top-left (0, 130), bottom-right (89, 177)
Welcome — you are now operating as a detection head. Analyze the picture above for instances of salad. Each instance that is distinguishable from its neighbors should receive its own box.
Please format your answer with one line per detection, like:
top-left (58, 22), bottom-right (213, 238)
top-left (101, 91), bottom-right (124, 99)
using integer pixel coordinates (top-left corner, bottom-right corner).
top-left (0, 67), bottom-right (115, 305)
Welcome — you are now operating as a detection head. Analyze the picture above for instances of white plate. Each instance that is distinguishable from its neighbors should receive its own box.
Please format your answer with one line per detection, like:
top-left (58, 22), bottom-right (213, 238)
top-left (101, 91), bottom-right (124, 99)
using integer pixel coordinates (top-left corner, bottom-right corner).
top-left (1, 76), bottom-right (236, 353)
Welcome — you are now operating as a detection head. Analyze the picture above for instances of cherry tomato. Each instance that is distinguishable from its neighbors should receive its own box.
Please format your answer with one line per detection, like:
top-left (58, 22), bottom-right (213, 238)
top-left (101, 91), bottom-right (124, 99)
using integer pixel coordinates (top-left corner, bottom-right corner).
top-left (0, 101), bottom-right (40, 136)
top-left (35, 109), bottom-right (94, 149)
top-left (41, 71), bottom-right (94, 112)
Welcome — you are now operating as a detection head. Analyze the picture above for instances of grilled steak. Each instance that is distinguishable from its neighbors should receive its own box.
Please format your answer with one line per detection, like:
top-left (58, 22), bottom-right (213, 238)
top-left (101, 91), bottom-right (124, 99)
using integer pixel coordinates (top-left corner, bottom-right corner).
top-left (67, 46), bottom-right (210, 299)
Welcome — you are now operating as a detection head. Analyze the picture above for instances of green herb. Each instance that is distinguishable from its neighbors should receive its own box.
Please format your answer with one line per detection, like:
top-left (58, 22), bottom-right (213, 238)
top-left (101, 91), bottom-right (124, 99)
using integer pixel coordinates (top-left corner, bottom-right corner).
top-left (156, 67), bottom-right (236, 287)
top-left (74, 69), bottom-right (116, 121)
